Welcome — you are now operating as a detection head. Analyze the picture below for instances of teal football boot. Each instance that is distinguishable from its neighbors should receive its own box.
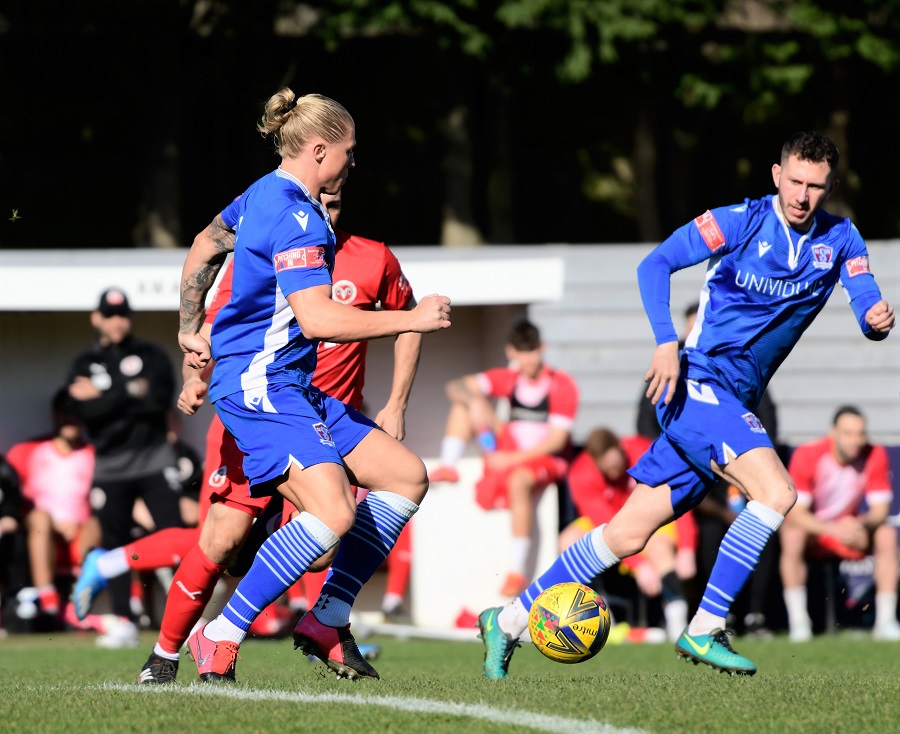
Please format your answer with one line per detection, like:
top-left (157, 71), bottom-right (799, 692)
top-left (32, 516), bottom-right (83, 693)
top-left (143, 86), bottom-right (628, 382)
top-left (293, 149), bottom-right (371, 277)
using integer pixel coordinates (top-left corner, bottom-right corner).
top-left (675, 627), bottom-right (757, 676)
top-left (476, 607), bottom-right (520, 680)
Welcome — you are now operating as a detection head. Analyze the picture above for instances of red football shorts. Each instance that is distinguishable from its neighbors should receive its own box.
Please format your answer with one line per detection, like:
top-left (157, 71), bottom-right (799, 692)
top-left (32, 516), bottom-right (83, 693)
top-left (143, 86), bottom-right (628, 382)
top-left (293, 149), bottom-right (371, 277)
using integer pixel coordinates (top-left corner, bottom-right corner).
top-left (475, 455), bottom-right (567, 511)
top-left (199, 416), bottom-right (272, 521)
top-left (808, 533), bottom-right (867, 562)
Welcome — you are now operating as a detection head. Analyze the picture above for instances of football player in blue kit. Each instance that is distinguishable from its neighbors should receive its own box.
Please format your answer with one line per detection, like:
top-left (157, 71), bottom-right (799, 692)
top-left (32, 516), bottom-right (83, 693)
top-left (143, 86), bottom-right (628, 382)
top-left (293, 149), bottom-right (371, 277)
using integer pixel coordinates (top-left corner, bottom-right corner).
top-left (177, 88), bottom-right (451, 683)
top-left (478, 131), bottom-right (894, 678)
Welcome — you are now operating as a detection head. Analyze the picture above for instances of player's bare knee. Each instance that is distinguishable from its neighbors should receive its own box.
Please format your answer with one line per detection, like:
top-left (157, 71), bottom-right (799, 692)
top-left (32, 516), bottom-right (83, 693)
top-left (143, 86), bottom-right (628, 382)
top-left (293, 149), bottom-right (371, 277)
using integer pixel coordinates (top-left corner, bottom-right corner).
top-left (602, 522), bottom-right (648, 559)
top-left (388, 459), bottom-right (428, 504)
top-left (753, 476), bottom-right (796, 516)
top-left (325, 506), bottom-right (357, 539)
top-left (201, 533), bottom-right (245, 566)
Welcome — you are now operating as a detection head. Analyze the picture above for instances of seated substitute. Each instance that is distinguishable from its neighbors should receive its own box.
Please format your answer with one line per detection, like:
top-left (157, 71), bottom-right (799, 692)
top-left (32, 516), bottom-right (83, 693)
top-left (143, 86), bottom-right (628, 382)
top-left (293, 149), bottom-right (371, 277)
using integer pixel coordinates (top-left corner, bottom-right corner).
top-left (561, 428), bottom-right (696, 642)
top-left (429, 319), bottom-right (579, 597)
top-left (780, 405), bottom-right (900, 642)
top-left (7, 389), bottom-right (94, 620)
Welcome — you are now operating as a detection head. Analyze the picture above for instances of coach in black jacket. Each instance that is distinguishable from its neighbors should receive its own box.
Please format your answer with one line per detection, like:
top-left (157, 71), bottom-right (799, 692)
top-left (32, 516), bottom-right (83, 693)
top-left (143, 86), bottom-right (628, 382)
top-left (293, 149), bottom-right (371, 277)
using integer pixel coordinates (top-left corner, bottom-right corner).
top-left (68, 288), bottom-right (183, 625)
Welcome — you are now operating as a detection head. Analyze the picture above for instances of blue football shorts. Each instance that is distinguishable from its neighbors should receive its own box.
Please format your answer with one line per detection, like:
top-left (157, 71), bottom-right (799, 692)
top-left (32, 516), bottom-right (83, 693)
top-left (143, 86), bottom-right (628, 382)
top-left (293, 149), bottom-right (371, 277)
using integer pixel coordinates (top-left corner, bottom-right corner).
top-left (628, 375), bottom-right (773, 516)
top-left (214, 383), bottom-right (377, 493)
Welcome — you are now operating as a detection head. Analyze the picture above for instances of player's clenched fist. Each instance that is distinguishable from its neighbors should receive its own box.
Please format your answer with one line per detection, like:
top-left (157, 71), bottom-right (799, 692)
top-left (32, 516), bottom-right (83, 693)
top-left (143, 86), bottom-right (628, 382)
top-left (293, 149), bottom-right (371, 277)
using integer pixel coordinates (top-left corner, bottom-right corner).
top-left (179, 332), bottom-right (212, 369)
top-left (410, 294), bottom-right (451, 333)
top-left (177, 377), bottom-right (208, 416)
top-left (865, 300), bottom-right (894, 333)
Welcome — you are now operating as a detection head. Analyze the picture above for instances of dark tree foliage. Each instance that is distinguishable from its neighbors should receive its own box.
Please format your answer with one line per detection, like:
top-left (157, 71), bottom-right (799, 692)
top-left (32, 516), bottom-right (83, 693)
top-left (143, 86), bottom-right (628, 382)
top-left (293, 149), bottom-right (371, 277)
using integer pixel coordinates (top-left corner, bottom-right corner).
top-left (1, 0), bottom-right (899, 249)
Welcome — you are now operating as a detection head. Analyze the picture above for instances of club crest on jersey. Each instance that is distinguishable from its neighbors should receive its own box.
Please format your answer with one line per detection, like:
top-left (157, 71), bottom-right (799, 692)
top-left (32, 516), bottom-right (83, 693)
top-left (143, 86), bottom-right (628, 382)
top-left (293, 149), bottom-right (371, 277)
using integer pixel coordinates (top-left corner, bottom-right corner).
top-left (274, 247), bottom-right (326, 271)
top-left (810, 243), bottom-right (834, 270)
top-left (693, 210), bottom-right (726, 251)
top-left (741, 412), bottom-right (767, 433)
top-left (332, 279), bottom-right (357, 304)
top-left (119, 355), bottom-right (143, 377)
top-left (845, 255), bottom-right (870, 278)
top-left (208, 466), bottom-right (228, 488)
top-left (312, 422), bottom-right (335, 447)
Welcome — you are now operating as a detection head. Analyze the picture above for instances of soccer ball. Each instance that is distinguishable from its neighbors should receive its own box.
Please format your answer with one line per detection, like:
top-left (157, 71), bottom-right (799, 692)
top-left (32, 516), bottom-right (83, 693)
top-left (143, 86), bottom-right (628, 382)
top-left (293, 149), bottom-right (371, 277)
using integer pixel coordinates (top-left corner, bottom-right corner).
top-left (528, 582), bottom-right (611, 664)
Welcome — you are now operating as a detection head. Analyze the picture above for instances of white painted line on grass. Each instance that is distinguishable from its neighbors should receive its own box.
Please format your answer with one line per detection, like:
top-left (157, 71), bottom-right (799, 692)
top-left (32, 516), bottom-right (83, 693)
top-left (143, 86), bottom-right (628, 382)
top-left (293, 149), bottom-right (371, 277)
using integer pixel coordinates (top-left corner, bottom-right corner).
top-left (100, 682), bottom-right (648, 734)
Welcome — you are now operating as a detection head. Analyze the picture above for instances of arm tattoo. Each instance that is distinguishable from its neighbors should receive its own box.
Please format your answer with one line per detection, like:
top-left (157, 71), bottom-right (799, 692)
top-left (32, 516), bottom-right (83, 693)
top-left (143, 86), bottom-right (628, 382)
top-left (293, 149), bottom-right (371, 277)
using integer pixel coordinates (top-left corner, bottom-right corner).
top-left (208, 215), bottom-right (236, 254)
top-left (179, 267), bottom-right (218, 333)
top-left (179, 215), bottom-right (235, 334)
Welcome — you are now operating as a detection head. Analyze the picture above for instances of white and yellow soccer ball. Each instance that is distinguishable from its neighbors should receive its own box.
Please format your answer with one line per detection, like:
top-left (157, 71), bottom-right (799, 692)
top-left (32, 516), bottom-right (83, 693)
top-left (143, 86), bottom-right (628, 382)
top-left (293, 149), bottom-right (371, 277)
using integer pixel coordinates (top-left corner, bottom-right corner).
top-left (528, 582), bottom-right (611, 664)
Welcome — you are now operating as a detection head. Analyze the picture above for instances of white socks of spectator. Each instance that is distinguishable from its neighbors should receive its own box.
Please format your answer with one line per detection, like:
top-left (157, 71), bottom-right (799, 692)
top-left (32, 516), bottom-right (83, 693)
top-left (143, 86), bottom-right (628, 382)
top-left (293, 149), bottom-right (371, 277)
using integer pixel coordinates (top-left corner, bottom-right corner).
top-left (664, 599), bottom-right (688, 643)
top-left (382, 592), bottom-right (404, 615)
top-left (783, 586), bottom-right (810, 629)
top-left (510, 537), bottom-right (531, 576)
top-left (875, 592), bottom-right (898, 629)
top-left (439, 436), bottom-right (466, 467)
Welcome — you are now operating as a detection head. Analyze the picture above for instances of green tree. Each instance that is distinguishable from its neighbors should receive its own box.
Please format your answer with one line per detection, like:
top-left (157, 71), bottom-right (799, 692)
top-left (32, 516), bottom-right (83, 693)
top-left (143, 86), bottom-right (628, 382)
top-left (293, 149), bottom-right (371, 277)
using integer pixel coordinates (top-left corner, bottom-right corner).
top-left (497, 0), bottom-right (900, 236)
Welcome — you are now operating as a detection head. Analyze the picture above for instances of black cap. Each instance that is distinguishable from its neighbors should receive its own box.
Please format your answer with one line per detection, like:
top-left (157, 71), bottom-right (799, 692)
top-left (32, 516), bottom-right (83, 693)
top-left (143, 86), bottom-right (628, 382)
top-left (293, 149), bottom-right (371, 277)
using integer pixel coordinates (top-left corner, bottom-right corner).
top-left (97, 288), bottom-right (132, 317)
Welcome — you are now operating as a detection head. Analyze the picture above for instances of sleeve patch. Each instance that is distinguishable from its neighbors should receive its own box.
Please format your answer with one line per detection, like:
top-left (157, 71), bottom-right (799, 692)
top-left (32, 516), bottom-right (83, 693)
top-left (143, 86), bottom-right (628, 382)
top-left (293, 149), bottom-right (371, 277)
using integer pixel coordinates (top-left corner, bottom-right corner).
top-left (274, 247), bottom-right (326, 271)
top-left (845, 255), bottom-right (870, 278)
top-left (693, 210), bottom-right (726, 251)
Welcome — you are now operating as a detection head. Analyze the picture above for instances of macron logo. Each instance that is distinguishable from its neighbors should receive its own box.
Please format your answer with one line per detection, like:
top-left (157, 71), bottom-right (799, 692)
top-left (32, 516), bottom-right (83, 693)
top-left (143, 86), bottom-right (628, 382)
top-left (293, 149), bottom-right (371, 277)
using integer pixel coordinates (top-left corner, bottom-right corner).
top-left (292, 211), bottom-right (309, 231)
top-left (758, 240), bottom-right (772, 258)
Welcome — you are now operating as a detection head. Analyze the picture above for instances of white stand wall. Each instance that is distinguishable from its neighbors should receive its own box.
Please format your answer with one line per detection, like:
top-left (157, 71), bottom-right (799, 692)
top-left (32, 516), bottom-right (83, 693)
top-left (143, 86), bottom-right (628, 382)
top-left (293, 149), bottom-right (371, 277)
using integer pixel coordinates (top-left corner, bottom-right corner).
top-left (410, 458), bottom-right (558, 629)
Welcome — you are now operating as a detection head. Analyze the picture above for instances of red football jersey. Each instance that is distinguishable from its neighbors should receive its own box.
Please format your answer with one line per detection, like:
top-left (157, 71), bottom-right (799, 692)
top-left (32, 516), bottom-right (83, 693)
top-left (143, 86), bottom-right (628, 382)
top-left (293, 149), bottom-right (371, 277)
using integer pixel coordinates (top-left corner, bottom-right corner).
top-left (567, 435), bottom-right (650, 527)
top-left (478, 365), bottom-right (579, 451)
top-left (7, 438), bottom-right (94, 525)
top-left (205, 229), bottom-right (414, 410)
top-left (789, 436), bottom-right (892, 521)
top-left (566, 434), bottom-right (696, 566)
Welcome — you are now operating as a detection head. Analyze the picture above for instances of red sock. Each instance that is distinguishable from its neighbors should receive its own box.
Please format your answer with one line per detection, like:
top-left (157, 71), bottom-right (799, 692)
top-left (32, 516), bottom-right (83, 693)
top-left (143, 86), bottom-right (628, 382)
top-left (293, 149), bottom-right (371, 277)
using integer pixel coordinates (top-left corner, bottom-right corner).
top-left (38, 586), bottom-right (60, 615)
top-left (156, 545), bottom-right (227, 655)
top-left (302, 569), bottom-right (329, 610)
top-left (124, 527), bottom-right (201, 571)
top-left (385, 522), bottom-right (412, 598)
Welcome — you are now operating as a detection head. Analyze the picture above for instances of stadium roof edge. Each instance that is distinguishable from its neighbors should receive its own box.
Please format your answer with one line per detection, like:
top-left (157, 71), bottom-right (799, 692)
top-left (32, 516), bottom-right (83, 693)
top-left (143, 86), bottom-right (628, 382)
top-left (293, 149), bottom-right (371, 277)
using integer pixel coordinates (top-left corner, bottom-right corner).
top-left (0, 246), bottom-right (571, 311)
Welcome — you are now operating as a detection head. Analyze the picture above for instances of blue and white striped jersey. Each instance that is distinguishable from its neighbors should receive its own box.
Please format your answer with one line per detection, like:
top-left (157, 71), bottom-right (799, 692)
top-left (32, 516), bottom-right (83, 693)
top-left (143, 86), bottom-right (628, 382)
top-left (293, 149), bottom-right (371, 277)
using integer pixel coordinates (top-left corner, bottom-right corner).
top-left (209, 168), bottom-right (335, 408)
top-left (638, 195), bottom-right (884, 411)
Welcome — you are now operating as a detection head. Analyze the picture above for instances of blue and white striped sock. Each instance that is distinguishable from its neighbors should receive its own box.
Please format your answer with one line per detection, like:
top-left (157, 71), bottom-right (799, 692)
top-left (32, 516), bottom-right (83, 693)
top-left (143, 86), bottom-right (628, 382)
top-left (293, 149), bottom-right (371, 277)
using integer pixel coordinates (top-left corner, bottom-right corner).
top-left (516, 524), bottom-right (619, 613)
top-left (698, 500), bottom-right (783, 622)
top-left (209, 512), bottom-right (338, 644)
top-left (313, 492), bottom-right (418, 628)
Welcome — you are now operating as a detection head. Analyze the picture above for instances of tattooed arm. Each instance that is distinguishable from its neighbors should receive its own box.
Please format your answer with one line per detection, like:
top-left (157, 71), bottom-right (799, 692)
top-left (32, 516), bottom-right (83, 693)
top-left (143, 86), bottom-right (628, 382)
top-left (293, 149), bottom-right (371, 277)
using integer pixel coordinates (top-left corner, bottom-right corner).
top-left (178, 214), bottom-right (235, 369)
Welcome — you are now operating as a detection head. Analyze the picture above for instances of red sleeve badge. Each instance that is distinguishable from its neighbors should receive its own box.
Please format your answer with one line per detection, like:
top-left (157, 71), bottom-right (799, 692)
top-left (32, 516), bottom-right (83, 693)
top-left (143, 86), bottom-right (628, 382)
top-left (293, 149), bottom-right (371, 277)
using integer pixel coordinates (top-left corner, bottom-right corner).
top-left (845, 255), bottom-right (870, 278)
top-left (274, 247), bottom-right (326, 271)
top-left (693, 210), bottom-right (726, 251)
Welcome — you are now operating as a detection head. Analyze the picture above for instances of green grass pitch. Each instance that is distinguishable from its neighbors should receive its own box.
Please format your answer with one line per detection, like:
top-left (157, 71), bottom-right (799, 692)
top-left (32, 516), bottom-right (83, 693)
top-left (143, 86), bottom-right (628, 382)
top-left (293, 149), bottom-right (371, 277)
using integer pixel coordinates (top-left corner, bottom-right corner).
top-left (1, 630), bottom-right (898, 733)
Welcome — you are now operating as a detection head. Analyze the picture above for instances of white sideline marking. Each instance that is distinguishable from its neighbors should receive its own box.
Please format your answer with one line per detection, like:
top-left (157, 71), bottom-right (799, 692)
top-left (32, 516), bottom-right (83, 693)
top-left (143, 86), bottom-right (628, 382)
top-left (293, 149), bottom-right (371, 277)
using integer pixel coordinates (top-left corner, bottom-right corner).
top-left (100, 683), bottom-right (648, 734)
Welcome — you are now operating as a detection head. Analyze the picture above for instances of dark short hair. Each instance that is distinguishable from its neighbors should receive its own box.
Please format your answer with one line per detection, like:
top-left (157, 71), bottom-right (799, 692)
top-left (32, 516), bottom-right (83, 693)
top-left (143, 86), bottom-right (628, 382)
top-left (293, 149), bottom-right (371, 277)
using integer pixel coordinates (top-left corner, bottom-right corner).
top-left (584, 428), bottom-right (621, 461)
top-left (832, 405), bottom-right (864, 425)
top-left (52, 387), bottom-right (74, 415)
top-left (781, 131), bottom-right (840, 172)
top-left (507, 319), bottom-right (542, 351)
